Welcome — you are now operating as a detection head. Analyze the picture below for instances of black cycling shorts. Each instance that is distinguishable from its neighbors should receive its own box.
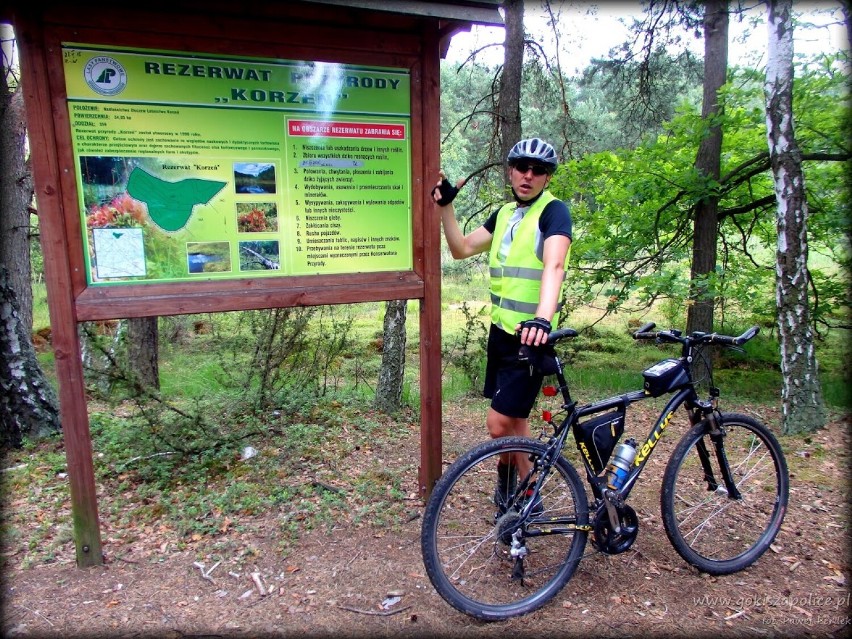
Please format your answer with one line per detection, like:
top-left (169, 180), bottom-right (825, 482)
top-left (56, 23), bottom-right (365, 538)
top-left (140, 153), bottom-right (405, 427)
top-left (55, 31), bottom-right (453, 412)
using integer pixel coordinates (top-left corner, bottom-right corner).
top-left (483, 323), bottom-right (545, 419)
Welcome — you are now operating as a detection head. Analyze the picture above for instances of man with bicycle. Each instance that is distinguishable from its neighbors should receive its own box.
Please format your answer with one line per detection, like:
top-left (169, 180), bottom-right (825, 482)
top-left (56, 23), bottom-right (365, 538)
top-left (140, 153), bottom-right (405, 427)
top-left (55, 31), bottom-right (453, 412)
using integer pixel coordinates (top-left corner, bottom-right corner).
top-left (431, 137), bottom-right (573, 513)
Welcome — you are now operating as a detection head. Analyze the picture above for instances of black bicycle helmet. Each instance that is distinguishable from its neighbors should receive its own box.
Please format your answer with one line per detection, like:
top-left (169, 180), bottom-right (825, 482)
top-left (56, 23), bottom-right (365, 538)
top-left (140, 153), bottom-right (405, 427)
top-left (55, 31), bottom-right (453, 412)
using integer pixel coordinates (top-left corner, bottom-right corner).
top-left (507, 138), bottom-right (558, 173)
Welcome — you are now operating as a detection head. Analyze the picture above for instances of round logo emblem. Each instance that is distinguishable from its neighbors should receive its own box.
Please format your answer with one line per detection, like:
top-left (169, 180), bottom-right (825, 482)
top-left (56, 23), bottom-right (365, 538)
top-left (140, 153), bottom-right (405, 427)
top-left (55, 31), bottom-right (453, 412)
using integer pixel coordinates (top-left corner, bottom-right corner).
top-left (84, 56), bottom-right (127, 96)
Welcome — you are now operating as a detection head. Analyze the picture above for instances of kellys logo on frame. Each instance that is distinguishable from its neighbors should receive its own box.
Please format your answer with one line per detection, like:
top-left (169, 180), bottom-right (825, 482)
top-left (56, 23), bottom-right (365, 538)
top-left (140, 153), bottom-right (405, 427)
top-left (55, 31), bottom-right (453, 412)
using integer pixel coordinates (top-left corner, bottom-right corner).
top-left (83, 56), bottom-right (127, 96)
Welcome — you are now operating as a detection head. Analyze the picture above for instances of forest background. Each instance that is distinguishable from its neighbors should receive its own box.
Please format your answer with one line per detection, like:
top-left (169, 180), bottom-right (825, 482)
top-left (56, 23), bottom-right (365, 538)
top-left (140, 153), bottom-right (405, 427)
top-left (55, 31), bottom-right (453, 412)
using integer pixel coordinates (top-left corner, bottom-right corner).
top-left (0, 0), bottom-right (850, 606)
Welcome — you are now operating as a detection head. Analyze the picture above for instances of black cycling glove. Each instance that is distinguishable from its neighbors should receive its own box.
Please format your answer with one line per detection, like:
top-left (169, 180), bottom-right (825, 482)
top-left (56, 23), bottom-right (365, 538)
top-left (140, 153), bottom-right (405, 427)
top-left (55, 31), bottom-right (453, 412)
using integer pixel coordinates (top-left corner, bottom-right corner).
top-left (521, 317), bottom-right (552, 335)
top-left (431, 178), bottom-right (460, 206)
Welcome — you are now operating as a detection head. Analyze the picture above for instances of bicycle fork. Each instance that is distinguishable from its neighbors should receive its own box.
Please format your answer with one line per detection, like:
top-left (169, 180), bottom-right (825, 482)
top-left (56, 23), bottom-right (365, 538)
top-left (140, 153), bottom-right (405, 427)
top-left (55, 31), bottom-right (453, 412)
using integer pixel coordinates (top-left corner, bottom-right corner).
top-left (695, 412), bottom-right (742, 500)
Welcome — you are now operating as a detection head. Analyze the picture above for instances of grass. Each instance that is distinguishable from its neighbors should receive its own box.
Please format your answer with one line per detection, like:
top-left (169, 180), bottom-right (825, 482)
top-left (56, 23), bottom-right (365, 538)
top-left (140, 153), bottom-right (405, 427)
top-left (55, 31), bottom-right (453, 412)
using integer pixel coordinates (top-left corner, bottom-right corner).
top-left (32, 282), bottom-right (50, 330)
top-left (5, 273), bottom-right (848, 568)
top-left (0, 393), bottom-right (418, 567)
top-left (28, 271), bottom-right (852, 412)
top-left (29, 274), bottom-right (852, 420)
top-left (34, 270), bottom-right (847, 408)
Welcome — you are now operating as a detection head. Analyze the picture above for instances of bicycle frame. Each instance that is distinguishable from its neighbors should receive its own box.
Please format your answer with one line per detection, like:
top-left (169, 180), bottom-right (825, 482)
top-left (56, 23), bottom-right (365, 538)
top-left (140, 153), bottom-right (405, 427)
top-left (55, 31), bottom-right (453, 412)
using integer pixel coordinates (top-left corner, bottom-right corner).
top-left (542, 346), bottom-right (711, 506)
top-left (512, 323), bottom-right (759, 527)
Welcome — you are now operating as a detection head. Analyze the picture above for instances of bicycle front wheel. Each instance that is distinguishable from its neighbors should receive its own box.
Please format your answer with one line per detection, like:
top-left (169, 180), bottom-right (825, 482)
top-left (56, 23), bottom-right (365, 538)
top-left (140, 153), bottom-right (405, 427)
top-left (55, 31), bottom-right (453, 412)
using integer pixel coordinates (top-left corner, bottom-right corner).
top-left (421, 436), bottom-right (588, 621)
top-left (661, 412), bottom-right (789, 575)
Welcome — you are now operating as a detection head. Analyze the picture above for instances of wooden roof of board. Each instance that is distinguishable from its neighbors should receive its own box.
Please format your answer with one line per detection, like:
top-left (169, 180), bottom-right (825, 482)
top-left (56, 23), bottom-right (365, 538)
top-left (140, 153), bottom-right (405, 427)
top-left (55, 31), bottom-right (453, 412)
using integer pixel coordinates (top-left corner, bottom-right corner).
top-left (298, 0), bottom-right (504, 26)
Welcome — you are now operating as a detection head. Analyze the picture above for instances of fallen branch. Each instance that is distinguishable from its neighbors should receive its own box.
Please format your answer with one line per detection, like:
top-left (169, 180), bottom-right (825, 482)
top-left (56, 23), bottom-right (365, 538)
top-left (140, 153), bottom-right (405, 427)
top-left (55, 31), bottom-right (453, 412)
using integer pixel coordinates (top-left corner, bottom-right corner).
top-left (193, 560), bottom-right (220, 584)
top-left (251, 571), bottom-right (267, 596)
top-left (337, 604), bottom-right (412, 617)
top-left (121, 451), bottom-right (177, 469)
top-left (311, 480), bottom-right (346, 495)
top-left (344, 550), bottom-right (362, 568)
top-left (1, 463), bottom-right (28, 473)
top-left (725, 609), bottom-right (748, 621)
top-left (18, 604), bottom-right (55, 627)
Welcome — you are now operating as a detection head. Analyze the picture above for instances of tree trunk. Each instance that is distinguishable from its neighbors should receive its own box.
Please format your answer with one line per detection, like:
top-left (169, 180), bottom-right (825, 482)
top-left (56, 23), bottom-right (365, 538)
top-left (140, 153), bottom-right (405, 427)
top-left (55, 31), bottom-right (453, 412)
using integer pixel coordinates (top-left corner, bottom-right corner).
top-left (765, 0), bottom-right (826, 435)
top-left (1, 29), bottom-right (35, 332)
top-left (0, 266), bottom-right (60, 448)
top-left (844, 3), bottom-right (852, 54)
top-left (375, 299), bottom-right (407, 414)
top-left (498, 0), bottom-right (524, 190)
top-left (128, 316), bottom-right (160, 391)
top-left (686, 0), bottom-right (728, 341)
top-left (78, 320), bottom-right (123, 396)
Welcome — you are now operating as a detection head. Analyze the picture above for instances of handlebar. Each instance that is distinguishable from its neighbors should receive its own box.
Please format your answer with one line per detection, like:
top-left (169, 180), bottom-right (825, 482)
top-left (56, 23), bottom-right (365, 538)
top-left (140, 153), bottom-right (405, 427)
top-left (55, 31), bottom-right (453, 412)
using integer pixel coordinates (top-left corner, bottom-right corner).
top-left (532, 324), bottom-right (757, 349)
top-left (548, 327), bottom-right (578, 343)
top-left (632, 322), bottom-right (760, 348)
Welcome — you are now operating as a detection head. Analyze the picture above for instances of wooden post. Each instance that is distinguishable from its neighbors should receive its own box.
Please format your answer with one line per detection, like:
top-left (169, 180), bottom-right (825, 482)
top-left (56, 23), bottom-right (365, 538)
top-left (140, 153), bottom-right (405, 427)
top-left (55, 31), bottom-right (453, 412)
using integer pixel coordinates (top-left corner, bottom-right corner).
top-left (16, 15), bottom-right (104, 566)
top-left (418, 28), bottom-right (443, 499)
top-left (53, 329), bottom-right (103, 567)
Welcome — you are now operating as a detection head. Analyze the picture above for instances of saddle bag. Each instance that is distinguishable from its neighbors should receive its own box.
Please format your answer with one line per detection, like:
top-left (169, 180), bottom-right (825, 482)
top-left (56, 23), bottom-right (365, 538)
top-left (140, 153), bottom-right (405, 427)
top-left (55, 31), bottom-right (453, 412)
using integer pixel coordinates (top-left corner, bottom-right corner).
top-left (573, 408), bottom-right (626, 474)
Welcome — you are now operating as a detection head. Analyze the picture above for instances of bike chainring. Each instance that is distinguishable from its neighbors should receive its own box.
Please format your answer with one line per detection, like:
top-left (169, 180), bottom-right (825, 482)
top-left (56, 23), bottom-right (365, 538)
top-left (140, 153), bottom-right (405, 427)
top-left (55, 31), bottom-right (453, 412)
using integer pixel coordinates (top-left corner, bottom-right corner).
top-left (593, 504), bottom-right (639, 554)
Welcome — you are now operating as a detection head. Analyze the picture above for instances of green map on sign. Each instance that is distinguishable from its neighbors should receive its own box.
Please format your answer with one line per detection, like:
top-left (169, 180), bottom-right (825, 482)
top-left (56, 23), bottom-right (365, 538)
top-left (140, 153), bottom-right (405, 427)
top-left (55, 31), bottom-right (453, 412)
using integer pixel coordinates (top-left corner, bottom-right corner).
top-left (126, 168), bottom-right (227, 232)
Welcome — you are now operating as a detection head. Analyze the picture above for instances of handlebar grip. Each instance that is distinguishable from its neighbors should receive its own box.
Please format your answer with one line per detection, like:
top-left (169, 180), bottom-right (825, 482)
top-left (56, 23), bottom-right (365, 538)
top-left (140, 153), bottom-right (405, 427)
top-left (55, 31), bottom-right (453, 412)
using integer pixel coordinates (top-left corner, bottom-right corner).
top-left (633, 322), bottom-right (656, 339)
top-left (633, 322), bottom-right (657, 339)
top-left (705, 325), bottom-right (760, 346)
top-left (549, 328), bottom-right (578, 342)
top-left (735, 325), bottom-right (760, 345)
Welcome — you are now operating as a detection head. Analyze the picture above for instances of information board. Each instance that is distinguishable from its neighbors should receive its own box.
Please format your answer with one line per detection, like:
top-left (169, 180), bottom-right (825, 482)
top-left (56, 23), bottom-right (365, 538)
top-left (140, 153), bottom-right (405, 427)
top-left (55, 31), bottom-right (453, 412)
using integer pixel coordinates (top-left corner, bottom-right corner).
top-left (62, 44), bottom-right (413, 285)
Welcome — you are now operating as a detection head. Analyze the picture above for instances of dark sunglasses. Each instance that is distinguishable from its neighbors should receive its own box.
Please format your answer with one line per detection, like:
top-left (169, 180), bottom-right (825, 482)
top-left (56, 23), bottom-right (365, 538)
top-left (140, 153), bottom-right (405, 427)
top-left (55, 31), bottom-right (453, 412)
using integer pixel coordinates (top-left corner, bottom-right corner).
top-left (512, 162), bottom-right (549, 176)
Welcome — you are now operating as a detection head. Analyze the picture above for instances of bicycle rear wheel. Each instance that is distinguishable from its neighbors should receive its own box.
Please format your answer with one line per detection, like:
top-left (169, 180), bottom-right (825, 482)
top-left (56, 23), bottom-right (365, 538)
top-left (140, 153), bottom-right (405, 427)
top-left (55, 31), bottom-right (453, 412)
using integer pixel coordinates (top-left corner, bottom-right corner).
top-left (421, 436), bottom-right (588, 621)
top-left (661, 412), bottom-right (788, 575)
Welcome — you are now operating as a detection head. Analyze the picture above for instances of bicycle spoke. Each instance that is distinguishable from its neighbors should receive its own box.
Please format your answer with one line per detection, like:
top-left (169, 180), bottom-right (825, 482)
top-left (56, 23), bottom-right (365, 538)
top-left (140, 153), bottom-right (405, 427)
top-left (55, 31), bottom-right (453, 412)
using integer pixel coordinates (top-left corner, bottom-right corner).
top-left (675, 489), bottom-right (747, 553)
top-left (662, 415), bottom-right (788, 574)
top-left (440, 531), bottom-right (499, 581)
top-left (422, 437), bottom-right (587, 619)
top-left (732, 446), bottom-right (771, 487)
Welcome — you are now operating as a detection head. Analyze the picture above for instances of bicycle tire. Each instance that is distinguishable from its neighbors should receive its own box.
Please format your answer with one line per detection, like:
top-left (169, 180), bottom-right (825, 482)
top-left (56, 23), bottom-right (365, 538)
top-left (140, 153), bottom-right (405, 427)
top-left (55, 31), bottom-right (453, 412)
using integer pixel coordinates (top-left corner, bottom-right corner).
top-left (661, 412), bottom-right (789, 575)
top-left (421, 436), bottom-right (588, 621)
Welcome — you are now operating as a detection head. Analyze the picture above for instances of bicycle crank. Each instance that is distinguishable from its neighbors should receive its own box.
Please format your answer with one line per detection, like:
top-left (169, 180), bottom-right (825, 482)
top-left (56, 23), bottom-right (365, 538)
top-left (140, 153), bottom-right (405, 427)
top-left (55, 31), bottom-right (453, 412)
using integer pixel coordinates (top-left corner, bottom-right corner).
top-left (592, 504), bottom-right (639, 554)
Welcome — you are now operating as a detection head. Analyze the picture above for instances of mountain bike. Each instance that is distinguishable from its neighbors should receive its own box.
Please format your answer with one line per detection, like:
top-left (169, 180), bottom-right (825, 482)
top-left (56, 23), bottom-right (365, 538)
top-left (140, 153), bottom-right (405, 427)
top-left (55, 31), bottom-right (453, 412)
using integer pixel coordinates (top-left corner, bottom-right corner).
top-left (420, 322), bottom-right (789, 621)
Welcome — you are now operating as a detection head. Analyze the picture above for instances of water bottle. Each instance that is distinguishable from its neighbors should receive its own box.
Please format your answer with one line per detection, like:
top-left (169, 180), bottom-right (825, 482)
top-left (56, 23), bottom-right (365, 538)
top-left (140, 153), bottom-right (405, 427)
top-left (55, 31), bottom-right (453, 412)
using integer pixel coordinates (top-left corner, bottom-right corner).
top-left (606, 439), bottom-right (637, 490)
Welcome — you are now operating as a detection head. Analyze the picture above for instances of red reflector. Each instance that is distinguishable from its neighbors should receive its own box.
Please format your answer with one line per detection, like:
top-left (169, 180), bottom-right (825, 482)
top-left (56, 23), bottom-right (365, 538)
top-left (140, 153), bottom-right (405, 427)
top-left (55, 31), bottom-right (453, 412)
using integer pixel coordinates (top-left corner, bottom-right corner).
top-left (541, 410), bottom-right (552, 422)
top-left (542, 385), bottom-right (558, 397)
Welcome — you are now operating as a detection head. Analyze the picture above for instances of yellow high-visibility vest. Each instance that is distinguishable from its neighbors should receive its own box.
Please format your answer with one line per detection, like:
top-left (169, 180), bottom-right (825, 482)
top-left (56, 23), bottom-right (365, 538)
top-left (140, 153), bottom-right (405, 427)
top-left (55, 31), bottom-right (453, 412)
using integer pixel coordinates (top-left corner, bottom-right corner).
top-left (488, 191), bottom-right (568, 332)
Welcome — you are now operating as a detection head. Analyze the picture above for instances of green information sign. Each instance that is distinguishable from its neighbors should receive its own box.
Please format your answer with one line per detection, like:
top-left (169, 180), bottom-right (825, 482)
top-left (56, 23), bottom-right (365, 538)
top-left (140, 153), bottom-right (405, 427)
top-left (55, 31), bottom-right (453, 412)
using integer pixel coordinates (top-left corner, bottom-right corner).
top-left (62, 44), bottom-right (413, 285)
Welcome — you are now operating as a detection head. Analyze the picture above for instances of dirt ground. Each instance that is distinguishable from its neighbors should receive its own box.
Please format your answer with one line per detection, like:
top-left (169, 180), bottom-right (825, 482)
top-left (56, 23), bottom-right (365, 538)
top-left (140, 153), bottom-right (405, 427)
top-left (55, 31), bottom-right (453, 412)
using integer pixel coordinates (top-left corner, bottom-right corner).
top-left (2, 400), bottom-right (850, 639)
